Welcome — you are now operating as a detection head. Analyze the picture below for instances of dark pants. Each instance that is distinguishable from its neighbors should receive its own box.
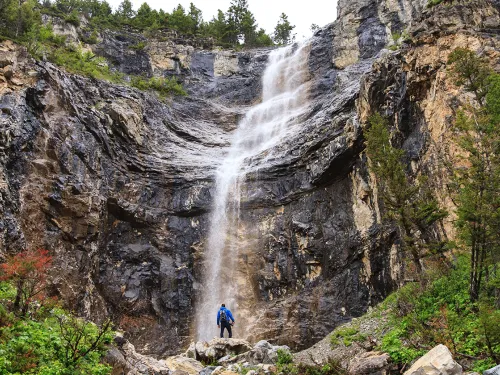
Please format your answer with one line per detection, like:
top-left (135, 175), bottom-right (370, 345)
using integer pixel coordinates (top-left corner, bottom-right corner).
top-left (220, 321), bottom-right (232, 338)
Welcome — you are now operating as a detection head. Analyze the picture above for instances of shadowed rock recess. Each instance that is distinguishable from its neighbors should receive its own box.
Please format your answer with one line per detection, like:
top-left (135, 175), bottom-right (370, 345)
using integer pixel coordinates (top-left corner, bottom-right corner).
top-left (0, 0), bottom-right (499, 357)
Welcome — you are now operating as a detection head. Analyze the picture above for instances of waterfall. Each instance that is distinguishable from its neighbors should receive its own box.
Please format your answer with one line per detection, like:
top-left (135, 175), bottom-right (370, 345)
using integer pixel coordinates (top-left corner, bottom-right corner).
top-left (196, 42), bottom-right (311, 341)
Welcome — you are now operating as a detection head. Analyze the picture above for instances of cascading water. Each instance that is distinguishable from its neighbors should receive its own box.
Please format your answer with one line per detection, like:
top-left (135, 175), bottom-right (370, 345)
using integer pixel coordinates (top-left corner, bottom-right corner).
top-left (196, 42), bottom-right (311, 341)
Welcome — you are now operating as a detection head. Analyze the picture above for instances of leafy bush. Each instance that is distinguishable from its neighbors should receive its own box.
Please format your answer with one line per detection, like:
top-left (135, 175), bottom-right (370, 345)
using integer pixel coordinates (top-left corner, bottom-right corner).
top-left (0, 249), bottom-right (114, 375)
top-left (276, 348), bottom-right (293, 365)
top-left (0, 306), bottom-right (113, 375)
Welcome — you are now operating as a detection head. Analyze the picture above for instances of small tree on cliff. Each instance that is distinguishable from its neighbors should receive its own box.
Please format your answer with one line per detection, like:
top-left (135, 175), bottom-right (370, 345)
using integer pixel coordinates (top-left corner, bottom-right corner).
top-left (448, 48), bottom-right (500, 302)
top-left (0, 249), bottom-right (52, 316)
top-left (273, 13), bottom-right (295, 45)
top-left (364, 113), bottom-right (447, 280)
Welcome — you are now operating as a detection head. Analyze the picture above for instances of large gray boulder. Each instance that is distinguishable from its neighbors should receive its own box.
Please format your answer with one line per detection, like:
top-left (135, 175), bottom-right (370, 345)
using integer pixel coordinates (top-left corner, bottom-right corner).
top-left (348, 351), bottom-right (390, 375)
top-left (484, 365), bottom-right (500, 375)
top-left (218, 340), bottom-right (290, 366)
top-left (185, 338), bottom-right (253, 362)
top-left (104, 335), bottom-right (171, 375)
top-left (403, 345), bottom-right (462, 375)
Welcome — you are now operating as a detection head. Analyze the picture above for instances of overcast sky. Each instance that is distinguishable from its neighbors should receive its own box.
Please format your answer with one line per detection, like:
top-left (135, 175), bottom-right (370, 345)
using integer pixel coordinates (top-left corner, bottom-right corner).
top-left (107, 0), bottom-right (339, 41)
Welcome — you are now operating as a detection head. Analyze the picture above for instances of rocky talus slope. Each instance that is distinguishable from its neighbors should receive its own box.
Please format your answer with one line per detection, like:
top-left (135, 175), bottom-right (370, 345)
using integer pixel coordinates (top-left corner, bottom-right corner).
top-left (0, 0), bottom-right (499, 361)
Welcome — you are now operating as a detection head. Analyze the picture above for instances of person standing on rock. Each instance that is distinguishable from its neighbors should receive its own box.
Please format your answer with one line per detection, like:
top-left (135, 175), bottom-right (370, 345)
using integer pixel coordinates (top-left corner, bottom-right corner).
top-left (217, 303), bottom-right (235, 338)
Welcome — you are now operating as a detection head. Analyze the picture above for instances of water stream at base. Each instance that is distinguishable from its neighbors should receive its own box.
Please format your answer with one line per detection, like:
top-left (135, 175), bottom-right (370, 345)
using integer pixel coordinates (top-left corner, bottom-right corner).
top-left (195, 43), bottom-right (311, 341)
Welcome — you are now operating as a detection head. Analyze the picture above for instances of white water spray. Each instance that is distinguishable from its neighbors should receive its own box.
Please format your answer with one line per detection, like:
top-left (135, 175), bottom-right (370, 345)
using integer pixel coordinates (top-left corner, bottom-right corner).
top-left (196, 43), bottom-right (311, 341)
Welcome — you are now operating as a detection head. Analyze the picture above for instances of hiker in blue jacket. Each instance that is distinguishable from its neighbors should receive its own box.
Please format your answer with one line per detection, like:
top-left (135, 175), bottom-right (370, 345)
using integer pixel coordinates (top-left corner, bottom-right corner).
top-left (217, 303), bottom-right (235, 338)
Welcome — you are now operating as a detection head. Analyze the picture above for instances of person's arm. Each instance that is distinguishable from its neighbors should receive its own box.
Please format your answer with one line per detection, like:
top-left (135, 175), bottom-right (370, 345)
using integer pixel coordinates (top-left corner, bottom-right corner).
top-left (217, 310), bottom-right (220, 326)
top-left (229, 310), bottom-right (235, 323)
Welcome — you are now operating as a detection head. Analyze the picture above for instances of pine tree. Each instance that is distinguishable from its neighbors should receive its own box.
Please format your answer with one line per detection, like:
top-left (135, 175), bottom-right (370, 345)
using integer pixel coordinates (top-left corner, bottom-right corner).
top-left (116, 0), bottom-right (135, 21)
top-left (364, 113), bottom-right (447, 280)
top-left (273, 12), bottom-right (295, 45)
top-left (135, 2), bottom-right (153, 28)
top-left (188, 2), bottom-right (202, 34)
top-left (448, 48), bottom-right (500, 301)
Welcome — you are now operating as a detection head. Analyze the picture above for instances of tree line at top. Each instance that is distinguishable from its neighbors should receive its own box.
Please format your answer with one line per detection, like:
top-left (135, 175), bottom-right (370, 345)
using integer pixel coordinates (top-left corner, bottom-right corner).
top-left (0, 0), bottom-right (297, 47)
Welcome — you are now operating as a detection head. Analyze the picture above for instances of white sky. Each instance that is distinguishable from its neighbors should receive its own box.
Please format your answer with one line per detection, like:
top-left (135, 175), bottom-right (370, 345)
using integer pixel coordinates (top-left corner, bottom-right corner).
top-left (108, 0), bottom-right (339, 41)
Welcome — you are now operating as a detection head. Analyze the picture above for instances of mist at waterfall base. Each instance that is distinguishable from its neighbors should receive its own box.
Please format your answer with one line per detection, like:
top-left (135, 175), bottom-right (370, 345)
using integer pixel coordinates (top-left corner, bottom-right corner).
top-left (195, 43), bottom-right (311, 341)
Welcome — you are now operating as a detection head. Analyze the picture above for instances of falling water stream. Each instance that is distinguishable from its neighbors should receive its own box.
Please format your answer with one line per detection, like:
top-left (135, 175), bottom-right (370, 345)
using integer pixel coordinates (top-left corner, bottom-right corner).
top-left (196, 43), bottom-right (311, 341)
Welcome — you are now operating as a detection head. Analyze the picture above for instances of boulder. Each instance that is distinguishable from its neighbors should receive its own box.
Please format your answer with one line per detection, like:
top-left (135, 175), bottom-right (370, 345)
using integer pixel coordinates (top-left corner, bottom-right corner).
top-left (199, 366), bottom-right (219, 375)
top-left (403, 345), bottom-right (462, 375)
top-left (104, 335), bottom-right (170, 375)
top-left (484, 365), bottom-right (500, 375)
top-left (187, 338), bottom-right (253, 362)
top-left (165, 355), bottom-right (204, 375)
top-left (348, 351), bottom-right (390, 375)
top-left (218, 340), bottom-right (290, 366)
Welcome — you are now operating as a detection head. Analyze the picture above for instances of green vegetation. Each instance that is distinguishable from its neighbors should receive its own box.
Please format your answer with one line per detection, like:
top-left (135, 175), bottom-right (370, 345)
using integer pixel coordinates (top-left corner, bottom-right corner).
top-left (0, 250), bottom-right (114, 375)
top-left (16, 24), bottom-right (186, 99)
top-left (447, 48), bottom-right (500, 302)
top-left (330, 326), bottom-right (366, 347)
top-left (129, 40), bottom-right (146, 50)
top-left (0, 0), bottom-right (293, 49)
top-left (130, 75), bottom-right (187, 97)
top-left (0, 0), bottom-right (294, 96)
top-left (274, 349), bottom-right (346, 375)
top-left (361, 47), bottom-right (500, 372)
top-left (273, 13), bottom-right (296, 46)
top-left (427, 0), bottom-right (445, 7)
top-left (379, 256), bottom-right (499, 371)
top-left (364, 113), bottom-right (447, 280)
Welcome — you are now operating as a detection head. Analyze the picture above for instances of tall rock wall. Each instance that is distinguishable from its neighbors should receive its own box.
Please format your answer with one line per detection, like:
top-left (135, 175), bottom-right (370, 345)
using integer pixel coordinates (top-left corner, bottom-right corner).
top-left (0, 0), bottom-right (499, 356)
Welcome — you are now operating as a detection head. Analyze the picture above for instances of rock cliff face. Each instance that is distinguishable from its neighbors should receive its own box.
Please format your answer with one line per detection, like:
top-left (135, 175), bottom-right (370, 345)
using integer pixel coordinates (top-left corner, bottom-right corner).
top-left (1, 0), bottom-right (499, 357)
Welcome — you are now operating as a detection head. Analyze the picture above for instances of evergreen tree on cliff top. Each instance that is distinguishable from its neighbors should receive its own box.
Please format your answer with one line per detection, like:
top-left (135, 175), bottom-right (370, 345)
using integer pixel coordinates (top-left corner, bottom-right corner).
top-left (273, 12), bottom-right (295, 45)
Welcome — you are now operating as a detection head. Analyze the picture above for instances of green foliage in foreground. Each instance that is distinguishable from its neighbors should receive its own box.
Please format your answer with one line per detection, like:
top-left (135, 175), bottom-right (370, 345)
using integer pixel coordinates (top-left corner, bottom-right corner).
top-left (379, 255), bottom-right (500, 371)
top-left (0, 282), bottom-right (113, 375)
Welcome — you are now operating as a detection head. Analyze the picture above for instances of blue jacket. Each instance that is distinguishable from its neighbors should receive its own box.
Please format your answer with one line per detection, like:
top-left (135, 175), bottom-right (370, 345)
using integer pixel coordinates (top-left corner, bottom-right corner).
top-left (217, 307), bottom-right (235, 325)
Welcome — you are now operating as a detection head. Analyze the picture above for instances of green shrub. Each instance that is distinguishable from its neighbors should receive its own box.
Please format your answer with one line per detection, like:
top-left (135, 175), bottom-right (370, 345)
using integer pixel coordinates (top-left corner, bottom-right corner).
top-left (274, 358), bottom-right (347, 375)
top-left (330, 326), bottom-right (366, 347)
top-left (129, 41), bottom-right (147, 50)
top-left (130, 75), bottom-right (187, 98)
top-left (65, 10), bottom-right (80, 27)
top-left (82, 30), bottom-right (99, 44)
top-left (427, 0), bottom-right (444, 7)
top-left (276, 348), bottom-right (293, 365)
top-left (378, 255), bottom-right (500, 368)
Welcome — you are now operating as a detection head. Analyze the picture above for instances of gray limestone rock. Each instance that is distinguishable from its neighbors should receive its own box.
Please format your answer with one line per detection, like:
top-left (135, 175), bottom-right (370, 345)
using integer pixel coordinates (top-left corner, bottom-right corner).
top-left (403, 345), bottom-right (462, 375)
top-left (484, 366), bottom-right (500, 375)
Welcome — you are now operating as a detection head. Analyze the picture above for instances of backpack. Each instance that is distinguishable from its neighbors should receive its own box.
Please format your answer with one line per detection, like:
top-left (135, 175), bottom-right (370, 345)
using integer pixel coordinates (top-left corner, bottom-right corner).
top-left (220, 309), bottom-right (228, 323)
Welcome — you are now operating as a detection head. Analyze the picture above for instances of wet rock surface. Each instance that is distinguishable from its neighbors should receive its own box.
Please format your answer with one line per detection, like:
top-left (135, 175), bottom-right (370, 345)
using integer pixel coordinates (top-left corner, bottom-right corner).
top-left (0, 0), bottom-right (499, 358)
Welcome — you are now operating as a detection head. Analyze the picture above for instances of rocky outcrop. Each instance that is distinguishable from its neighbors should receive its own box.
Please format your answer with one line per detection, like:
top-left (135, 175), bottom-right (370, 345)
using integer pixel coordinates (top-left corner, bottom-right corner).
top-left (105, 335), bottom-right (171, 374)
top-left (1, 0), bottom-right (499, 359)
top-left (186, 338), bottom-right (254, 362)
top-left (348, 352), bottom-right (390, 375)
top-left (484, 365), bottom-right (500, 375)
top-left (403, 345), bottom-right (462, 375)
